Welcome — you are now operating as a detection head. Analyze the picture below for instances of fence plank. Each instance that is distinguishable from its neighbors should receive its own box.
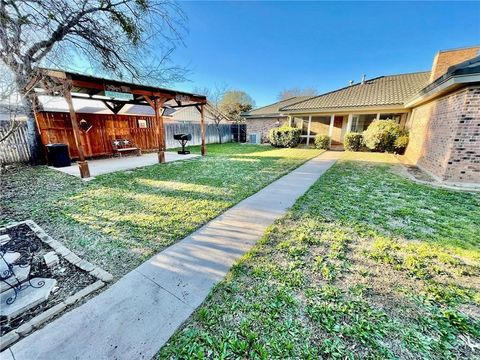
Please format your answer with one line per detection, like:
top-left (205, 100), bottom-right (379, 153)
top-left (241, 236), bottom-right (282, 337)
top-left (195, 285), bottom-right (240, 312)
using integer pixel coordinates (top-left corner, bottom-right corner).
top-left (0, 122), bottom-right (31, 164)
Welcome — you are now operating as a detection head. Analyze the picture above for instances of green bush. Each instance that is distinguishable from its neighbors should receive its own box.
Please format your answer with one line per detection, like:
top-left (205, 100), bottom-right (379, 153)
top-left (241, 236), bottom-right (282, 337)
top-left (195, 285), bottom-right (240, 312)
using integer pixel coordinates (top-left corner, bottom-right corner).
top-left (344, 132), bottom-right (363, 151)
top-left (314, 134), bottom-right (330, 149)
top-left (268, 126), bottom-right (301, 148)
top-left (394, 134), bottom-right (409, 154)
top-left (362, 120), bottom-right (404, 153)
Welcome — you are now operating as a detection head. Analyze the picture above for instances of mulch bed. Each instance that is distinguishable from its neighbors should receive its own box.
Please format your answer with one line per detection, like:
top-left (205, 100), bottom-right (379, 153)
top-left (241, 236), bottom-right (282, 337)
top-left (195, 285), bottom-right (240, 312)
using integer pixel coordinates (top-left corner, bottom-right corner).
top-left (0, 223), bottom-right (96, 336)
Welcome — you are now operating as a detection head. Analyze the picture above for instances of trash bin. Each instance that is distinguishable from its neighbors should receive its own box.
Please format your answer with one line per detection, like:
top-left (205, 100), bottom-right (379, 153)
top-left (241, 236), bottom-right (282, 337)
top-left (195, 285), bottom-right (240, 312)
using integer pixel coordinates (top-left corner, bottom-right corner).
top-left (46, 143), bottom-right (71, 167)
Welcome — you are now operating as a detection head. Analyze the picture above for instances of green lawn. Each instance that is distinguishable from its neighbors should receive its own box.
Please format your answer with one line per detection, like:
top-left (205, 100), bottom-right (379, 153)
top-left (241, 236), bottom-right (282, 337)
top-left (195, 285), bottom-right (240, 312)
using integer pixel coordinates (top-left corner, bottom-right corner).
top-left (0, 143), bottom-right (322, 277)
top-left (159, 153), bottom-right (480, 359)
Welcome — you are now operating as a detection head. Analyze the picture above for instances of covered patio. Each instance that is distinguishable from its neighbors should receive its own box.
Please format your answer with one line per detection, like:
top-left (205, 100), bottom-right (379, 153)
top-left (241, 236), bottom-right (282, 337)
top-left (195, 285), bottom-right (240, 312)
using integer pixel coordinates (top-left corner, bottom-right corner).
top-left (50, 151), bottom-right (200, 178)
top-left (289, 111), bottom-right (408, 146)
top-left (28, 69), bottom-right (208, 178)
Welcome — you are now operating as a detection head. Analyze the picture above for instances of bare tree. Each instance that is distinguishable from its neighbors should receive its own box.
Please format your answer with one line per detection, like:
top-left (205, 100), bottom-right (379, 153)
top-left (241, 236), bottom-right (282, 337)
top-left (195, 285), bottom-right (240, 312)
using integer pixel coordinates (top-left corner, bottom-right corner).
top-left (193, 84), bottom-right (229, 144)
top-left (277, 87), bottom-right (318, 101)
top-left (0, 0), bottom-right (187, 164)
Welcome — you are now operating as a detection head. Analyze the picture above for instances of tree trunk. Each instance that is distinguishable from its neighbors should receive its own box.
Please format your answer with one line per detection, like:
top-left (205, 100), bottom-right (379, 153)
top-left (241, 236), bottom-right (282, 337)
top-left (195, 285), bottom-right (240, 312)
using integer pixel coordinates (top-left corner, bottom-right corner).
top-left (21, 92), bottom-right (45, 165)
top-left (216, 124), bottom-right (222, 144)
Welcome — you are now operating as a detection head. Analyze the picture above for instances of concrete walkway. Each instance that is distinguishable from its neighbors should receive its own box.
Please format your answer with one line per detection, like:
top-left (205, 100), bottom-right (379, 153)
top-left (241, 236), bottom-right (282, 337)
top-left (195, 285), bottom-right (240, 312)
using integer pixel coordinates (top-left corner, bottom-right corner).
top-left (5, 151), bottom-right (341, 360)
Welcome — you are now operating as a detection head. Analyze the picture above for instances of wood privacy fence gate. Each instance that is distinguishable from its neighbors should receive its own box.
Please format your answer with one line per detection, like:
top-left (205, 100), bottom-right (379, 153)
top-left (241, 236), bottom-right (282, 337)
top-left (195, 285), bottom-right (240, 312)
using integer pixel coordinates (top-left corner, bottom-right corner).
top-left (0, 113), bottom-right (232, 164)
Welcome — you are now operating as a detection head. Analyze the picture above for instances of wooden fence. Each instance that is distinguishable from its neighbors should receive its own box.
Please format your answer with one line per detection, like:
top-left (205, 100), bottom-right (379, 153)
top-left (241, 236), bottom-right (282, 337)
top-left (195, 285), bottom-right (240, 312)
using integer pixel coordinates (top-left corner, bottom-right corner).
top-left (0, 112), bottom-right (232, 164)
top-left (0, 121), bottom-right (31, 164)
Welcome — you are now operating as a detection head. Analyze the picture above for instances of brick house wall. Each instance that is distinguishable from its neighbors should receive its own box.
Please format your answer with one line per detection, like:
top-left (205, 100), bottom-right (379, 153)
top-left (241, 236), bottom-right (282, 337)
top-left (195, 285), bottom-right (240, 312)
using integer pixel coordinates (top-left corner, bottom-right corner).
top-left (246, 117), bottom-right (287, 143)
top-left (405, 86), bottom-right (480, 183)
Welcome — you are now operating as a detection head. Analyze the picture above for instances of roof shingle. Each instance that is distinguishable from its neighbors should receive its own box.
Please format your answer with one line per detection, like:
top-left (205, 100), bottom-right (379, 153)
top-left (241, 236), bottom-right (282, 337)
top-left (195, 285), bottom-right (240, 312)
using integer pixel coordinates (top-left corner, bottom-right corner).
top-left (244, 96), bottom-right (311, 117)
top-left (280, 72), bottom-right (430, 112)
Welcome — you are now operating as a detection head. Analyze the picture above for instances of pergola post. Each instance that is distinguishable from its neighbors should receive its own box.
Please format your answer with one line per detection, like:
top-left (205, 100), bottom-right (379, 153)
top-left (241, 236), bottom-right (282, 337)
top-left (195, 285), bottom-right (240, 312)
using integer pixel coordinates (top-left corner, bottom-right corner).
top-left (64, 81), bottom-right (90, 178)
top-left (155, 98), bottom-right (166, 163)
top-left (144, 95), bottom-right (166, 163)
top-left (200, 104), bottom-right (206, 156)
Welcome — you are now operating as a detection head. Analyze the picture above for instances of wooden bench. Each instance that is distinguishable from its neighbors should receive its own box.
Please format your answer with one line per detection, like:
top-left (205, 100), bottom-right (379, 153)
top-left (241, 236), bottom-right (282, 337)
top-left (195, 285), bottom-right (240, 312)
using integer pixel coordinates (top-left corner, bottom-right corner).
top-left (111, 139), bottom-right (142, 157)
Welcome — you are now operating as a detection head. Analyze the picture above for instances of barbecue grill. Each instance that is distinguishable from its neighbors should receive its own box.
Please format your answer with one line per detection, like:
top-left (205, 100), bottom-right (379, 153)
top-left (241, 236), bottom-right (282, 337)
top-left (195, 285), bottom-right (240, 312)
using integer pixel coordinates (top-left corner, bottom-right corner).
top-left (173, 133), bottom-right (192, 154)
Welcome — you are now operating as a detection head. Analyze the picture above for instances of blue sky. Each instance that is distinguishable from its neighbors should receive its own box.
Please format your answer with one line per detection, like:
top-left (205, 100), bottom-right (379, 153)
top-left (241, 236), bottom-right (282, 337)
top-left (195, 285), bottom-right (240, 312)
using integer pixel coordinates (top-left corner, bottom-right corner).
top-left (169, 1), bottom-right (480, 107)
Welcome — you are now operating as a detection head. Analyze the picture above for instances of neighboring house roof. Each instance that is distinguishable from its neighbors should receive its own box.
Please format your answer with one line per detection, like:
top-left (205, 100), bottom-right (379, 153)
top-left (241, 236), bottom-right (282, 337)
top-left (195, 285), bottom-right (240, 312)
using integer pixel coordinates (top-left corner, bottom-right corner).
top-left (243, 96), bottom-right (311, 118)
top-left (280, 72), bottom-right (430, 112)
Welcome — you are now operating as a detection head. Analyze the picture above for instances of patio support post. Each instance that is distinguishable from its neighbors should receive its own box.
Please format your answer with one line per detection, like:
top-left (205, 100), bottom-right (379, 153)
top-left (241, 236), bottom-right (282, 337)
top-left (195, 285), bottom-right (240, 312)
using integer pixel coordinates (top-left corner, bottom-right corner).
top-left (64, 80), bottom-right (90, 178)
top-left (200, 104), bottom-right (206, 156)
top-left (376, 113), bottom-right (381, 121)
top-left (306, 115), bottom-right (312, 146)
top-left (155, 98), bottom-right (166, 163)
top-left (328, 114), bottom-right (335, 147)
top-left (144, 95), bottom-right (166, 163)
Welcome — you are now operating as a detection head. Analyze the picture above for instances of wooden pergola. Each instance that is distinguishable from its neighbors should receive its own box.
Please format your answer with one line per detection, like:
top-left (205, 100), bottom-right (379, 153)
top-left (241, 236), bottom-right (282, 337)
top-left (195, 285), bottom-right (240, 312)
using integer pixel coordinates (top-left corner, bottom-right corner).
top-left (27, 68), bottom-right (207, 178)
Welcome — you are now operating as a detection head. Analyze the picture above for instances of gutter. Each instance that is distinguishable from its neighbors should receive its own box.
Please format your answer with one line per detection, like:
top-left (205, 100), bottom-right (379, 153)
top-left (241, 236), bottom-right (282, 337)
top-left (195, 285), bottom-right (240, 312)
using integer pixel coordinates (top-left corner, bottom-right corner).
top-left (404, 73), bottom-right (480, 108)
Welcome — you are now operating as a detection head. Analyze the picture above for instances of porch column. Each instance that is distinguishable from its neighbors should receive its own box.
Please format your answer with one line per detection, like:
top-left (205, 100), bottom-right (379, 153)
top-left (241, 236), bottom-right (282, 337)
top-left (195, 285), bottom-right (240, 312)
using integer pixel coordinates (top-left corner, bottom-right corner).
top-left (288, 115), bottom-right (292, 127)
top-left (346, 114), bottom-right (353, 133)
top-left (328, 114), bottom-right (335, 146)
top-left (64, 81), bottom-right (90, 178)
top-left (306, 115), bottom-right (312, 146)
top-left (200, 104), bottom-right (206, 156)
top-left (376, 113), bottom-right (381, 121)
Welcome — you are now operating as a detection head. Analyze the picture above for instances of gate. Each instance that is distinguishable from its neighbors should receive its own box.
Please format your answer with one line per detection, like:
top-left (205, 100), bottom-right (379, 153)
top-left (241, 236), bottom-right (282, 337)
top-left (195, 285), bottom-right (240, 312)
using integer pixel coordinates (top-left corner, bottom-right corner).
top-left (231, 124), bottom-right (246, 143)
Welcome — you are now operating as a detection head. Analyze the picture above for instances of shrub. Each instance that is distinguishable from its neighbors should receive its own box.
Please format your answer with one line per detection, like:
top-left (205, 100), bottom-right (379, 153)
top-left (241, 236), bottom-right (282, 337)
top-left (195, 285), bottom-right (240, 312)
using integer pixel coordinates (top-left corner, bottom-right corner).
top-left (268, 126), bottom-right (301, 148)
top-left (362, 120), bottom-right (404, 153)
top-left (314, 134), bottom-right (330, 149)
top-left (344, 132), bottom-right (363, 151)
top-left (394, 134), bottom-right (409, 154)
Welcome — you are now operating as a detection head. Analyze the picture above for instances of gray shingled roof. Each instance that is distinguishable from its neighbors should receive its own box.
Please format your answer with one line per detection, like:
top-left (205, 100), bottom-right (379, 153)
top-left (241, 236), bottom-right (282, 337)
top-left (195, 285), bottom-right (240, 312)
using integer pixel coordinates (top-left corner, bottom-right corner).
top-left (244, 96), bottom-right (311, 117)
top-left (280, 72), bottom-right (430, 112)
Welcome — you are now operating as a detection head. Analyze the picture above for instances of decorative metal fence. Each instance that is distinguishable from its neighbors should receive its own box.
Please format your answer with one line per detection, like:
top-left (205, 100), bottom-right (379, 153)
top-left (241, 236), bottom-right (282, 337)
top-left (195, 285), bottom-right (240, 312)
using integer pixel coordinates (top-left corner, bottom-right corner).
top-left (0, 122), bottom-right (31, 164)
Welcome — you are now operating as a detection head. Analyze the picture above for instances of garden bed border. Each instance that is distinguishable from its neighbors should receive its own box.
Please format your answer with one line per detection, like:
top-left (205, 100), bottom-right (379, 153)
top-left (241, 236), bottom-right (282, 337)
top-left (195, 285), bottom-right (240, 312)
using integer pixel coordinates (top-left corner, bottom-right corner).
top-left (0, 220), bottom-right (113, 350)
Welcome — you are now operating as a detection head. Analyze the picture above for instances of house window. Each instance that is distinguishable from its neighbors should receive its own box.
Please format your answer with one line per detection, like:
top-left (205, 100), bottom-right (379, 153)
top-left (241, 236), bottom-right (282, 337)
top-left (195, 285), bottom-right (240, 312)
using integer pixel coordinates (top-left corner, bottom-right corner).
top-left (351, 114), bottom-right (376, 132)
top-left (292, 116), bottom-right (309, 135)
top-left (310, 116), bottom-right (330, 136)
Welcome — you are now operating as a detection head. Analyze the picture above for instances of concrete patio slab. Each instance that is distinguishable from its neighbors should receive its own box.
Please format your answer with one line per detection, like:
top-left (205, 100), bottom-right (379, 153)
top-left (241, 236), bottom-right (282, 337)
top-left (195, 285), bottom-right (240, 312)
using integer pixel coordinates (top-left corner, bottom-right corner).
top-left (49, 152), bottom-right (200, 178)
top-left (7, 151), bottom-right (341, 360)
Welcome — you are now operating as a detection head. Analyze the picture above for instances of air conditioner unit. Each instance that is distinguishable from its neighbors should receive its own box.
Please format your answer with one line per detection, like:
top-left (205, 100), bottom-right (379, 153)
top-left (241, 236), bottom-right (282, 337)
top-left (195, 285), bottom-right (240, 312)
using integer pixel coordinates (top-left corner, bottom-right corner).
top-left (249, 133), bottom-right (261, 144)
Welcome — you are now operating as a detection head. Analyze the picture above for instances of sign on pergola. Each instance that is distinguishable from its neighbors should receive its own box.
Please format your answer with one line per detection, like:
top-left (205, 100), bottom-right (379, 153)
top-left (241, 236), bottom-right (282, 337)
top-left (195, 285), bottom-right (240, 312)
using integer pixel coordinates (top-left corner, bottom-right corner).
top-left (27, 68), bottom-right (208, 178)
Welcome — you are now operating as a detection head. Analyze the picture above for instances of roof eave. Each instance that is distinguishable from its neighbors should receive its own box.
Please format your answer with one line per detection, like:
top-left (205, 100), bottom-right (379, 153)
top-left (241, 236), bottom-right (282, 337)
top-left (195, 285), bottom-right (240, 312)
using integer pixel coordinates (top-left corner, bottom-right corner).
top-left (280, 104), bottom-right (408, 115)
top-left (405, 73), bottom-right (480, 108)
top-left (242, 113), bottom-right (288, 119)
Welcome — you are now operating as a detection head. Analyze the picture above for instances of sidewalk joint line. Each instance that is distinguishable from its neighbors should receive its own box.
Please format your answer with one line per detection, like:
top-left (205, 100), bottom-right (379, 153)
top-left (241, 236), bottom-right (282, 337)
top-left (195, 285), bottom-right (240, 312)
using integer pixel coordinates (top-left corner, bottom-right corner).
top-left (133, 269), bottom-right (194, 309)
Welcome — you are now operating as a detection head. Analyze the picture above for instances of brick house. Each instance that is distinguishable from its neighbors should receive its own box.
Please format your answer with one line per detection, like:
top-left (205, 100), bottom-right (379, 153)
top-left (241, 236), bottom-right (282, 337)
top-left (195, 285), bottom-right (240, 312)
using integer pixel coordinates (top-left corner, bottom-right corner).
top-left (242, 46), bottom-right (480, 184)
top-left (241, 96), bottom-right (310, 143)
